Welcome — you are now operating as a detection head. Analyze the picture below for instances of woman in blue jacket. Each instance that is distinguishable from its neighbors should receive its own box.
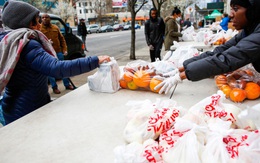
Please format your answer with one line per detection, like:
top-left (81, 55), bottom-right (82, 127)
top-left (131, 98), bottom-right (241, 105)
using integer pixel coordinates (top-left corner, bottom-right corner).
top-left (0, 1), bottom-right (110, 124)
top-left (220, 13), bottom-right (230, 31)
top-left (155, 0), bottom-right (260, 94)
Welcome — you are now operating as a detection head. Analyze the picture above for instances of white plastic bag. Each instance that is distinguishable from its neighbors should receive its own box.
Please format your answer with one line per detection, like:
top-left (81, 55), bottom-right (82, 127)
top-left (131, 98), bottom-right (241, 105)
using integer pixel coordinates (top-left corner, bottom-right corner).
top-left (123, 99), bottom-right (185, 143)
top-left (88, 57), bottom-right (120, 93)
top-left (164, 46), bottom-right (199, 67)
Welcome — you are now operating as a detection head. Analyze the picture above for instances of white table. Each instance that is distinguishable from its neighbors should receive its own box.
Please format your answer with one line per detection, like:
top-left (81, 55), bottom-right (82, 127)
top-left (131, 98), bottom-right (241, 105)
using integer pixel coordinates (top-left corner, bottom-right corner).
top-left (0, 79), bottom-right (258, 163)
top-left (170, 41), bottom-right (213, 51)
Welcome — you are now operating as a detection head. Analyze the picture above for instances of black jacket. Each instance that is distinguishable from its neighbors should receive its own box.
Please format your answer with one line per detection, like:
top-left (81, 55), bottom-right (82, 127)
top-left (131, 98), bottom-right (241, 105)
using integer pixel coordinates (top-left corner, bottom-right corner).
top-left (77, 22), bottom-right (87, 36)
top-left (144, 17), bottom-right (165, 46)
top-left (183, 23), bottom-right (260, 81)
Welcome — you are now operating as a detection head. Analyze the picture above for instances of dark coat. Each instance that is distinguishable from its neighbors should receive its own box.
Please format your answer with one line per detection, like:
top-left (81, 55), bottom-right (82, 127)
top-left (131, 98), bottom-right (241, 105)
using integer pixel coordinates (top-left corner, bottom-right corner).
top-left (77, 22), bottom-right (87, 36)
top-left (183, 24), bottom-right (260, 81)
top-left (144, 17), bottom-right (165, 46)
top-left (1, 33), bottom-right (99, 124)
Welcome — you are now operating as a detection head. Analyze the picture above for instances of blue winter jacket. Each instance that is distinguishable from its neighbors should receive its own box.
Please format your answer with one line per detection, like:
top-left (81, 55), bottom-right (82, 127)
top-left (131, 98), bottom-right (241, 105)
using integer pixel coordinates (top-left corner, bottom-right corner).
top-left (220, 17), bottom-right (229, 31)
top-left (1, 32), bottom-right (99, 124)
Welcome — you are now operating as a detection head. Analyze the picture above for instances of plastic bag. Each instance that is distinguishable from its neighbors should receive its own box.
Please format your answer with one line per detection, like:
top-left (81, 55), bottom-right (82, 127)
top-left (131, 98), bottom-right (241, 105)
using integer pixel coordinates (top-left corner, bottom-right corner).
top-left (160, 118), bottom-right (207, 163)
top-left (88, 57), bottom-right (120, 93)
top-left (123, 99), bottom-right (185, 143)
top-left (163, 46), bottom-right (199, 68)
top-left (189, 91), bottom-right (242, 129)
top-left (120, 60), bottom-right (177, 93)
top-left (114, 139), bottom-right (163, 163)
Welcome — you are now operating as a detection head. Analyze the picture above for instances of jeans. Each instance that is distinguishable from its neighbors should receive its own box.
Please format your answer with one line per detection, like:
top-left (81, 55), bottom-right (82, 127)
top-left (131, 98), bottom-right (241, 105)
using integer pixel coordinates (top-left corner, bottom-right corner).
top-left (49, 52), bottom-right (70, 89)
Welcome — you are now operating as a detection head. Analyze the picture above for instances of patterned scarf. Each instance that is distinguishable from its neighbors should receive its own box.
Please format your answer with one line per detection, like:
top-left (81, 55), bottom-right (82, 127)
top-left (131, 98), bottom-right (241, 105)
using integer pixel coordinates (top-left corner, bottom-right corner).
top-left (0, 28), bottom-right (57, 92)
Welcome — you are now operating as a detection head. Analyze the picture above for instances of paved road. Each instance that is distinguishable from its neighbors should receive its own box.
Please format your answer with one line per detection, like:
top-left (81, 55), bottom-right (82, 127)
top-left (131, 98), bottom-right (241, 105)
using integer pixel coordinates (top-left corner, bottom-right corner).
top-left (84, 28), bottom-right (146, 58)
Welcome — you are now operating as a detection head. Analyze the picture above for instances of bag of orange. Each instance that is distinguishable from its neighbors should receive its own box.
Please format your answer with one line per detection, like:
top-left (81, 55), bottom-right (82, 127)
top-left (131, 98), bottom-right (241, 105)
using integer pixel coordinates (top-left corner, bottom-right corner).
top-left (215, 66), bottom-right (260, 103)
top-left (119, 60), bottom-right (176, 93)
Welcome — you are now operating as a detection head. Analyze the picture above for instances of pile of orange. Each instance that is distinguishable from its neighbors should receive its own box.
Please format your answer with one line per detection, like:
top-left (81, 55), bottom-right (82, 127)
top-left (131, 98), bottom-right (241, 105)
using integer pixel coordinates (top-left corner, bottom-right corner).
top-left (216, 69), bottom-right (260, 102)
top-left (119, 69), bottom-right (163, 93)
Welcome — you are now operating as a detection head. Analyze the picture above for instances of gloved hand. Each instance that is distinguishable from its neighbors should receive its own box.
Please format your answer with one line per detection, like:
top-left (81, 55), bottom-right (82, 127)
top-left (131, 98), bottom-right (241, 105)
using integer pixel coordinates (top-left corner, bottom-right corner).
top-left (162, 69), bottom-right (179, 77)
top-left (149, 45), bottom-right (154, 50)
top-left (154, 73), bottom-right (182, 94)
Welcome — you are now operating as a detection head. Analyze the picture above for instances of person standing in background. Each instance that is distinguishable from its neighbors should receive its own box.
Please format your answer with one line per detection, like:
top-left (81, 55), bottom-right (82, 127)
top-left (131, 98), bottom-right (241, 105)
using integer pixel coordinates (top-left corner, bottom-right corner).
top-left (164, 7), bottom-right (183, 51)
top-left (220, 13), bottom-right (230, 31)
top-left (144, 8), bottom-right (165, 62)
top-left (77, 18), bottom-right (88, 52)
top-left (183, 18), bottom-right (191, 28)
top-left (40, 13), bottom-right (74, 94)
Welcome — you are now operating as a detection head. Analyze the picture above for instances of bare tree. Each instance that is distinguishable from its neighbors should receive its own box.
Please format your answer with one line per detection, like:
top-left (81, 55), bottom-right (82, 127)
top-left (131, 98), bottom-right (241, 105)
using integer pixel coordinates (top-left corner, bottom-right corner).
top-left (52, 2), bottom-right (76, 23)
top-left (151, 0), bottom-right (167, 17)
top-left (128, 0), bottom-right (148, 60)
top-left (92, 0), bottom-right (107, 25)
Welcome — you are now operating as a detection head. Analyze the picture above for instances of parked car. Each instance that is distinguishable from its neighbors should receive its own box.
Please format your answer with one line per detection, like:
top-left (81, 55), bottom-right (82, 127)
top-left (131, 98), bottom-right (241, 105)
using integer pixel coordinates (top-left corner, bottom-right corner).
top-left (39, 13), bottom-right (85, 60)
top-left (135, 24), bottom-right (141, 29)
top-left (113, 24), bottom-right (124, 31)
top-left (87, 24), bottom-right (100, 34)
top-left (70, 26), bottom-right (78, 35)
top-left (123, 24), bottom-right (131, 30)
top-left (99, 25), bottom-right (114, 33)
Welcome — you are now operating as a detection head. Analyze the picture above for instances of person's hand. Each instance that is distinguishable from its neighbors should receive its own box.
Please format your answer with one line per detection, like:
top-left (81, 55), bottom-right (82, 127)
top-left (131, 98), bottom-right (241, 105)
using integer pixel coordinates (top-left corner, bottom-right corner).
top-left (162, 69), bottom-right (179, 77)
top-left (98, 56), bottom-right (111, 64)
top-left (149, 45), bottom-right (154, 50)
top-left (154, 73), bottom-right (182, 94)
top-left (49, 39), bottom-right (53, 44)
top-left (63, 51), bottom-right (68, 56)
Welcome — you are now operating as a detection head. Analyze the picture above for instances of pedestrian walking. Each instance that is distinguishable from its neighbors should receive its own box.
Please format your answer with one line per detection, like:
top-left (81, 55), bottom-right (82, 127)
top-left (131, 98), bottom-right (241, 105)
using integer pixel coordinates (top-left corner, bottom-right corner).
top-left (77, 18), bottom-right (88, 51)
top-left (0, 1), bottom-right (111, 124)
top-left (144, 8), bottom-right (165, 62)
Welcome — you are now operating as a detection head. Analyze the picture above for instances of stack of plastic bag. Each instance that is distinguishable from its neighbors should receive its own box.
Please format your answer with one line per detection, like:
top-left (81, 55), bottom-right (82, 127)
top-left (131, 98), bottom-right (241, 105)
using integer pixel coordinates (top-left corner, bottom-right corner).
top-left (114, 91), bottom-right (260, 162)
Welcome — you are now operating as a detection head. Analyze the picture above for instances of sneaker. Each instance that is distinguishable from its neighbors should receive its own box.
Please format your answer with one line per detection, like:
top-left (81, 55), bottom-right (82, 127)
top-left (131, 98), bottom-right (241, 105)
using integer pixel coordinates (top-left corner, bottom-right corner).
top-left (66, 85), bottom-right (74, 90)
top-left (53, 88), bottom-right (61, 94)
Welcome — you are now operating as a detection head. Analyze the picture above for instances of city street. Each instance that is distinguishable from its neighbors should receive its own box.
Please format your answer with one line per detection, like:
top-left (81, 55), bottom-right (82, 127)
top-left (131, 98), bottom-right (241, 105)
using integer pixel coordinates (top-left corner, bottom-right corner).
top-left (84, 27), bottom-right (147, 59)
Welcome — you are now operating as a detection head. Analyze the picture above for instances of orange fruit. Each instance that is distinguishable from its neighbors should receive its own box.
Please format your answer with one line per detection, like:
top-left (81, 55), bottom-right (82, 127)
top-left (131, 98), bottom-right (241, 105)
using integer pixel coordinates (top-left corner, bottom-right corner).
top-left (220, 84), bottom-right (232, 98)
top-left (229, 88), bottom-right (247, 102)
top-left (150, 77), bottom-right (163, 93)
top-left (244, 82), bottom-right (260, 100)
top-left (127, 81), bottom-right (138, 90)
top-left (133, 70), bottom-right (150, 88)
top-left (119, 79), bottom-right (127, 89)
top-left (123, 71), bottom-right (134, 82)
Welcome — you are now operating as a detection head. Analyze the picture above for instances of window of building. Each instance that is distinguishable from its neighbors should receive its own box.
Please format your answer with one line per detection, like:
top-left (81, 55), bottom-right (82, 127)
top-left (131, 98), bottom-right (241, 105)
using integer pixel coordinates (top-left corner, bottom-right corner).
top-left (89, 2), bottom-right (92, 6)
top-left (79, 3), bottom-right (81, 7)
top-left (79, 9), bottom-right (82, 14)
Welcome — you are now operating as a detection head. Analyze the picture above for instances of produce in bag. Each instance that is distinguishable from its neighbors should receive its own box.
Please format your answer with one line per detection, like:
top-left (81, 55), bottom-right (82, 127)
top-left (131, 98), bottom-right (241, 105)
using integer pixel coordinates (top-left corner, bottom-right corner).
top-left (119, 60), bottom-right (177, 93)
top-left (215, 67), bottom-right (260, 102)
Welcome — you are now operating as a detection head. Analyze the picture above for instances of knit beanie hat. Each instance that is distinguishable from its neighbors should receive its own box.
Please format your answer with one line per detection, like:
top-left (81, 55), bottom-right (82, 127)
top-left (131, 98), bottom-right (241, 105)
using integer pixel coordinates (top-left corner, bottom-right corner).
top-left (2, 0), bottom-right (40, 29)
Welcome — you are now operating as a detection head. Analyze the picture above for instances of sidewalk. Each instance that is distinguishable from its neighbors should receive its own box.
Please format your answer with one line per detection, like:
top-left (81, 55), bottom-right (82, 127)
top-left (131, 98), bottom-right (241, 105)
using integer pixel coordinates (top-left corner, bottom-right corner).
top-left (49, 46), bottom-right (168, 99)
